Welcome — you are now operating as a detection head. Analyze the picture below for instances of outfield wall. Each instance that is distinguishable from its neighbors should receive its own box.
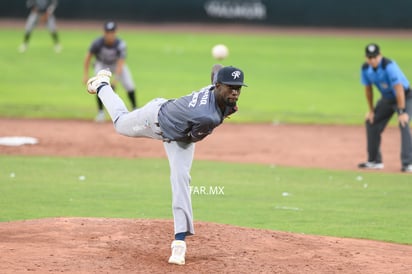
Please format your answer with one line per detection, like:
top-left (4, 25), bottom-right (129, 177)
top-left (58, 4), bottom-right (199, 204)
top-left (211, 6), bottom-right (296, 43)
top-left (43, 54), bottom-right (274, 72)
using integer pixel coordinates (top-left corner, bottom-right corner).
top-left (1, 0), bottom-right (411, 29)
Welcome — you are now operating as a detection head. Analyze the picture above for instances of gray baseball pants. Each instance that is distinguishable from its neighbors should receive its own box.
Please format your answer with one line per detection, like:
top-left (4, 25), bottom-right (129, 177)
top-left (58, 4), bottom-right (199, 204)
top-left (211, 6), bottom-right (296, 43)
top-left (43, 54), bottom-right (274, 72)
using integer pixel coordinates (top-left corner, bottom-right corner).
top-left (365, 91), bottom-right (412, 166)
top-left (25, 11), bottom-right (57, 32)
top-left (98, 85), bottom-right (195, 236)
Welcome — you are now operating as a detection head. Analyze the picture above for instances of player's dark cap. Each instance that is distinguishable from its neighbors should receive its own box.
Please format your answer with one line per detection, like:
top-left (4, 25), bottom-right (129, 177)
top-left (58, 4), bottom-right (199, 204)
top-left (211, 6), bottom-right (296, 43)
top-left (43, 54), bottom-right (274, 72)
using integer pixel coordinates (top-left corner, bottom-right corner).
top-left (216, 66), bottom-right (247, 87)
top-left (365, 43), bottom-right (380, 58)
top-left (104, 21), bottom-right (117, 32)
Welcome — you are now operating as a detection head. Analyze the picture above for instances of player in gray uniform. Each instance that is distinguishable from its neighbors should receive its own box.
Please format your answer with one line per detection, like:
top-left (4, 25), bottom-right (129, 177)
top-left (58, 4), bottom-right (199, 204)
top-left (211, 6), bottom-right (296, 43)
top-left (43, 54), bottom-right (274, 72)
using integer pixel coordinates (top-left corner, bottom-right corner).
top-left (83, 21), bottom-right (137, 122)
top-left (19, 0), bottom-right (61, 53)
top-left (86, 65), bottom-right (247, 265)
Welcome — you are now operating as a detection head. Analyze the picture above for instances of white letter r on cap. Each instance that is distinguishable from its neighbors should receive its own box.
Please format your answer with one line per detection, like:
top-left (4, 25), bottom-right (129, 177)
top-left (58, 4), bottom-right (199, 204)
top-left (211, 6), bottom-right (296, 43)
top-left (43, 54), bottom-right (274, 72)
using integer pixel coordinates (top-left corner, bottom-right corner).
top-left (232, 71), bottom-right (241, 79)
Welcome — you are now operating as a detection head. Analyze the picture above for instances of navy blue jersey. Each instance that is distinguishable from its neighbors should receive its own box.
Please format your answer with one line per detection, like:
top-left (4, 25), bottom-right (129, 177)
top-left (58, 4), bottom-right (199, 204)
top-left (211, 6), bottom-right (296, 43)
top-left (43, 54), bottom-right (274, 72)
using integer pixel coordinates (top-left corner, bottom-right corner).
top-left (158, 85), bottom-right (237, 142)
top-left (361, 57), bottom-right (410, 99)
top-left (89, 37), bottom-right (127, 65)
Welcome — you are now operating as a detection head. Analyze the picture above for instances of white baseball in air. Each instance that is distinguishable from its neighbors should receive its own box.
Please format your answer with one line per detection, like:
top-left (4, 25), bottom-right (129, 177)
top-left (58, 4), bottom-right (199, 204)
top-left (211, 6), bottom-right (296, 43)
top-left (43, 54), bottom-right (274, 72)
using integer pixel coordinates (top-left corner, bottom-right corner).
top-left (212, 44), bottom-right (229, 60)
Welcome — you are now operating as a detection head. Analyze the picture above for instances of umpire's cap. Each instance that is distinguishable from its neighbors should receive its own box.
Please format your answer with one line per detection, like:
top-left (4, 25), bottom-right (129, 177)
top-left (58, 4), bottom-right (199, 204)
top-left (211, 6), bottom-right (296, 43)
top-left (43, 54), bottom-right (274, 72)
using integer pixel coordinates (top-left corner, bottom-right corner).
top-left (104, 21), bottom-right (117, 32)
top-left (365, 43), bottom-right (380, 58)
top-left (216, 66), bottom-right (247, 87)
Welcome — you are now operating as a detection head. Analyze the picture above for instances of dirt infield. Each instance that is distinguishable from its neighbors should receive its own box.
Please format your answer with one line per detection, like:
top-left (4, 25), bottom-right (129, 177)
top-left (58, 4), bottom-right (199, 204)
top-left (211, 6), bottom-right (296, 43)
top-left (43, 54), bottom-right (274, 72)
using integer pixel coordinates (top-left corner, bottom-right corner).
top-left (1, 218), bottom-right (411, 274)
top-left (0, 118), bottom-right (405, 172)
top-left (1, 118), bottom-right (411, 273)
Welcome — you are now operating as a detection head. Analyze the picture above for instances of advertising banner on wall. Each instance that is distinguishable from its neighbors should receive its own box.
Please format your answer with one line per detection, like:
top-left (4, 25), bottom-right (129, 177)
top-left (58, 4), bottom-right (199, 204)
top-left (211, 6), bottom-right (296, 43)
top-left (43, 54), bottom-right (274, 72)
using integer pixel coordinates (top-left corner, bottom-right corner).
top-left (204, 0), bottom-right (267, 21)
top-left (1, 0), bottom-right (411, 29)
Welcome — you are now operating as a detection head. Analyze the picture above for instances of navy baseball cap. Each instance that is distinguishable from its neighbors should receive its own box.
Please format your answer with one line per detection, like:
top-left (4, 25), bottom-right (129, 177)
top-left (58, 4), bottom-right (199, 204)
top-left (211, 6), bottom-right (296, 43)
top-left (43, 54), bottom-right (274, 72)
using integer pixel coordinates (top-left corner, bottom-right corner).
top-left (365, 43), bottom-right (380, 57)
top-left (104, 21), bottom-right (117, 32)
top-left (216, 66), bottom-right (247, 87)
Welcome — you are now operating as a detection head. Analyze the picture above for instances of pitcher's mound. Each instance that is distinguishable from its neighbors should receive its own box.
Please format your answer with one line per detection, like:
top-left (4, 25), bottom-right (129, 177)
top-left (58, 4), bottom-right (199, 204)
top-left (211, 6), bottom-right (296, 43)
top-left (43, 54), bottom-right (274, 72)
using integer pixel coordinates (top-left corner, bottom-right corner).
top-left (0, 218), bottom-right (411, 273)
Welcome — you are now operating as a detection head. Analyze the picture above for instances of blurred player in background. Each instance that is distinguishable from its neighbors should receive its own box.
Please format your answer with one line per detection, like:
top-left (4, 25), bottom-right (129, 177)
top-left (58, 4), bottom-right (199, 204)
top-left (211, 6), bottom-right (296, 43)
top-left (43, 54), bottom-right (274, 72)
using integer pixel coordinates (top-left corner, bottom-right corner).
top-left (19, 0), bottom-right (61, 53)
top-left (83, 21), bottom-right (137, 122)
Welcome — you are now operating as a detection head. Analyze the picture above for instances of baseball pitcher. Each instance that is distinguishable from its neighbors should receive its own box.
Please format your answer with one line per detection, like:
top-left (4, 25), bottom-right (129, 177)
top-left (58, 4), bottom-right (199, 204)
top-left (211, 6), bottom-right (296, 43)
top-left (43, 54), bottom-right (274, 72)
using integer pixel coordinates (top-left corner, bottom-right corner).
top-left (86, 65), bottom-right (247, 265)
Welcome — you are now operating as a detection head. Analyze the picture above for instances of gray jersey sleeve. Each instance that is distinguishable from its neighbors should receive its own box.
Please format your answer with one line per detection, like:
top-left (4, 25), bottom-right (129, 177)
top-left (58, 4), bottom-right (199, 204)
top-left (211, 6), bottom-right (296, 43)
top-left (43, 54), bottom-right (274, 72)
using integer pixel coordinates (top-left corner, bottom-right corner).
top-left (188, 116), bottom-right (217, 142)
top-left (118, 40), bottom-right (127, 59)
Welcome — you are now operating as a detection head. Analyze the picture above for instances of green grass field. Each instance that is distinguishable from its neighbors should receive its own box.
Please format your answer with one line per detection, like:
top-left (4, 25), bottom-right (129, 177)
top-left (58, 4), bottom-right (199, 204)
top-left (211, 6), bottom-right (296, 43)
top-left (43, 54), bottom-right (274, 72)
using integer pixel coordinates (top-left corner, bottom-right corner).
top-left (2, 28), bottom-right (412, 124)
top-left (1, 27), bottom-right (412, 245)
top-left (2, 156), bottom-right (411, 244)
